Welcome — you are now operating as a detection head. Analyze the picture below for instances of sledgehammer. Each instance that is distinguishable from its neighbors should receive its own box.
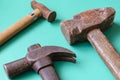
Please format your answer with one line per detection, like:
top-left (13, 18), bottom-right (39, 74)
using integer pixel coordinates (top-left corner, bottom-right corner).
top-left (61, 7), bottom-right (120, 80)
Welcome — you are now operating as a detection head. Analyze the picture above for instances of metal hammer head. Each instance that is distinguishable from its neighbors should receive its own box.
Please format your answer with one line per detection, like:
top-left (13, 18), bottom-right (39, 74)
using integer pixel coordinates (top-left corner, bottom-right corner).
top-left (27, 45), bottom-right (76, 64)
top-left (4, 44), bottom-right (76, 79)
top-left (31, 0), bottom-right (56, 22)
top-left (60, 7), bottom-right (115, 44)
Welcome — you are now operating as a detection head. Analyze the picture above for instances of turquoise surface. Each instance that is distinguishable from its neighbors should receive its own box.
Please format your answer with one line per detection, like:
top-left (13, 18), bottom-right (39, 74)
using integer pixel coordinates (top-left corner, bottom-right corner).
top-left (0, 0), bottom-right (120, 80)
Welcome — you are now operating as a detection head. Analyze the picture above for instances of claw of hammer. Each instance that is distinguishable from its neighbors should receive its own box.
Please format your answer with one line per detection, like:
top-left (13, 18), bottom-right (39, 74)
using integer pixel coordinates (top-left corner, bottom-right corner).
top-left (4, 43), bottom-right (76, 80)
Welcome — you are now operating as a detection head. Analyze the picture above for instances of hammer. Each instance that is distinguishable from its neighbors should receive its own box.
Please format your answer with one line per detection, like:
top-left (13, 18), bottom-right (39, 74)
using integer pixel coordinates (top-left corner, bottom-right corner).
top-left (4, 44), bottom-right (76, 80)
top-left (61, 7), bottom-right (120, 79)
top-left (0, 0), bottom-right (56, 45)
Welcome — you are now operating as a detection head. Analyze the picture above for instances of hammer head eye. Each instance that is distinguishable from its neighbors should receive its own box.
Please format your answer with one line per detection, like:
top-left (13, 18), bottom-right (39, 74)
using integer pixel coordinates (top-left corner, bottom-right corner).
top-left (61, 7), bottom-right (115, 44)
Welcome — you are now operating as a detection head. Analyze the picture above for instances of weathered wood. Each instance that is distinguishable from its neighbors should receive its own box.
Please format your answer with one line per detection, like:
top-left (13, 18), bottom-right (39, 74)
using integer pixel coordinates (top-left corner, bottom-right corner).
top-left (87, 29), bottom-right (120, 80)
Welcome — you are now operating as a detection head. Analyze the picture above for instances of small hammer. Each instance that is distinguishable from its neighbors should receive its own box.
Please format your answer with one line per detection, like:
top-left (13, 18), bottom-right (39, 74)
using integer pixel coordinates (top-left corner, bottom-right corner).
top-left (0, 0), bottom-right (56, 45)
top-left (4, 44), bottom-right (76, 80)
top-left (61, 7), bottom-right (120, 79)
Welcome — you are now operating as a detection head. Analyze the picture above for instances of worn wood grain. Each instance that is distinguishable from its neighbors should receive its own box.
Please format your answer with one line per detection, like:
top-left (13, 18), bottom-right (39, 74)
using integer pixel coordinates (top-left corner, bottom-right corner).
top-left (87, 29), bottom-right (120, 80)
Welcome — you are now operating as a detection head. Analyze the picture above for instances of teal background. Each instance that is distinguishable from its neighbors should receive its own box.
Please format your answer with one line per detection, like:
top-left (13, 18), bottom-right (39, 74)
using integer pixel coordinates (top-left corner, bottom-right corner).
top-left (0, 0), bottom-right (120, 80)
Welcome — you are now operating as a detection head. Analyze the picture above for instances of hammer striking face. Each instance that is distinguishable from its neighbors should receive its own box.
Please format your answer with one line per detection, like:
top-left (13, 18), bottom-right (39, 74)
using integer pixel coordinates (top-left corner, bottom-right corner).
top-left (4, 44), bottom-right (76, 80)
top-left (61, 7), bottom-right (120, 79)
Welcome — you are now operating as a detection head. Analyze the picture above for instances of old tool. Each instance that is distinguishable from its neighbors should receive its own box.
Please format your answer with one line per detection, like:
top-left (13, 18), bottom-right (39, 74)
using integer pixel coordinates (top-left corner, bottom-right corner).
top-left (0, 0), bottom-right (56, 45)
top-left (61, 7), bottom-right (120, 79)
top-left (4, 44), bottom-right (76, 80)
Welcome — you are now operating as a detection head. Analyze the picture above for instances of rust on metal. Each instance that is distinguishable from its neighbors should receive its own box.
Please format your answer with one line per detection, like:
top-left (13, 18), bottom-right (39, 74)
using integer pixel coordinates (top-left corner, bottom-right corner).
top-left (4, 44), bottom-right (76, 80)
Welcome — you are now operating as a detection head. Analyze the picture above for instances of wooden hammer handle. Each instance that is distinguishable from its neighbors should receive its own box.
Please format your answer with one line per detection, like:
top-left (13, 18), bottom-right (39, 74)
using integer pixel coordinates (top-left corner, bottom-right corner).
top-left (0, 9), bottom-right (40, 45)
top-left (87, 28), bottom-right (120, 80)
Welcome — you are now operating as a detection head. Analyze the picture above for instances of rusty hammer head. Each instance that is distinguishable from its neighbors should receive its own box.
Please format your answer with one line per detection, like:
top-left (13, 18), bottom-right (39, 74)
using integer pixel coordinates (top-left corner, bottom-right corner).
top-left (4, 44), bottom-right (76, 80)
top-left (60, 7), bottom-right (115, 44)
top-left (31, 0), bottom-right (56, 22)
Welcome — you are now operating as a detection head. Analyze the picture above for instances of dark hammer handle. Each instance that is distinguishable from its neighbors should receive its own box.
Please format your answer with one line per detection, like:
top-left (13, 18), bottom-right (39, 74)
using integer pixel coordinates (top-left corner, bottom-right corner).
top-left (4, 57), bottom-right (31, 78)
top-left (39, 66), bottom-right (60, 80)
top-left (87, 28), bottom-right (120, 80)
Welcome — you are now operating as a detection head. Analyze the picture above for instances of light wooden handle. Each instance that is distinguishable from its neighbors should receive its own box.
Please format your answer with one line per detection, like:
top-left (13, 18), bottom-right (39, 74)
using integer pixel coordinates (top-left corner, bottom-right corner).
top-left (87, 28), bottom-right (120, 80)
top-left (0, 9), bottom-right (41, 45)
